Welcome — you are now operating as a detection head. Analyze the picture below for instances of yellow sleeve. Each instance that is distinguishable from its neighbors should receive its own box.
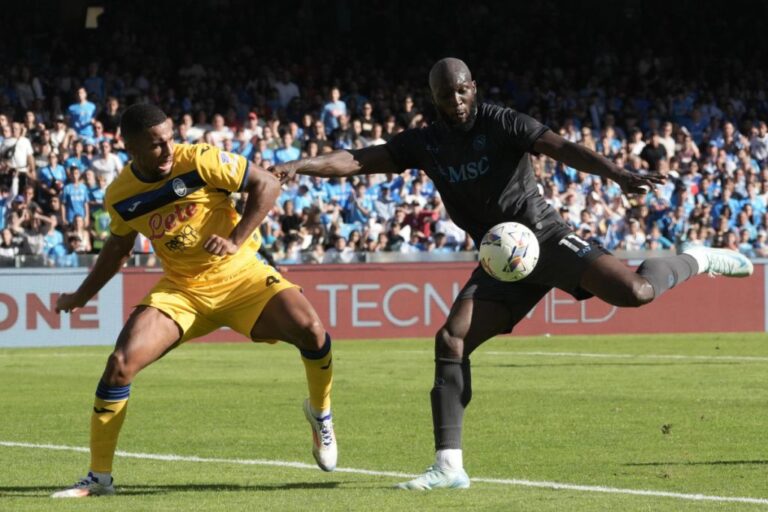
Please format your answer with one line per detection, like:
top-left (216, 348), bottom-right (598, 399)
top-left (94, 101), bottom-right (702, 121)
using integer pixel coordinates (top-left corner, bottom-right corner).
top-left (105, 188), bottom-right (135, 237)
top-left (195, 144), bottom-right (250, 192)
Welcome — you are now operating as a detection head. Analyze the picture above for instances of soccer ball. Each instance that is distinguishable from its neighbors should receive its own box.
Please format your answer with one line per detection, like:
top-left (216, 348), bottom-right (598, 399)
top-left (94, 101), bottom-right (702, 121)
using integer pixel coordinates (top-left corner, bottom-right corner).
top-left (479, 222), bottom-right (540, 282)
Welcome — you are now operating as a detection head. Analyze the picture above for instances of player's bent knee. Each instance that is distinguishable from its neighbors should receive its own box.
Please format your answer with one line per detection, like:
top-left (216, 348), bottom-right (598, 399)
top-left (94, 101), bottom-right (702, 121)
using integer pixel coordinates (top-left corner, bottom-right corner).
top-left (627, 280), bottom-right (654, 307)
top-left (435, 327), bottom-right (464, 360)
top-left (294, 318), bottom-right (326, 352)
top-left (103, 352), bottom-right (138, 387)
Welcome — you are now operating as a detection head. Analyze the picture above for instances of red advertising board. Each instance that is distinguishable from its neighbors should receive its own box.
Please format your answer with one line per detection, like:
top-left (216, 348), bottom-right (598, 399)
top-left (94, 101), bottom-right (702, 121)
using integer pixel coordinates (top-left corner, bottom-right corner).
top-left (122, 262), bottom-right (765, 341)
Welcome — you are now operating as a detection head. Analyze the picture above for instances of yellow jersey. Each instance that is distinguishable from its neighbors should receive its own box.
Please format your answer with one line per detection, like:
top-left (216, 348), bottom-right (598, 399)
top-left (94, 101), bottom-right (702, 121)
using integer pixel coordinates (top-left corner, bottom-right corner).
top-left (106, 143), bottom-right (261, 285)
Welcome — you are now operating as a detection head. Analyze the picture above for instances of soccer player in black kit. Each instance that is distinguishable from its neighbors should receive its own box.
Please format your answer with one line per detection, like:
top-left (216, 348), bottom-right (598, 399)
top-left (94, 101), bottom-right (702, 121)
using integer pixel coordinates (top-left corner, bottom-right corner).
top-left (272, 58), bottom-right (753, 490)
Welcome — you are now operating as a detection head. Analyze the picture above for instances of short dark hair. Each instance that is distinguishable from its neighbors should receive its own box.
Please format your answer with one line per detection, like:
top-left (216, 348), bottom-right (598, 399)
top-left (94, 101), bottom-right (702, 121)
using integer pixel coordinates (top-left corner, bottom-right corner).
top-left (120, 104), bottom-right (168, 139)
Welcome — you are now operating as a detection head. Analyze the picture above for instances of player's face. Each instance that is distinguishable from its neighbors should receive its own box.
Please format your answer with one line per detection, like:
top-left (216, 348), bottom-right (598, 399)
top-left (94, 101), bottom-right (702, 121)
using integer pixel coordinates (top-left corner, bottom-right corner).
top-left (127, 119), bottom-right (175, 178)
top-left (431, 76), bottom-right (477, 131)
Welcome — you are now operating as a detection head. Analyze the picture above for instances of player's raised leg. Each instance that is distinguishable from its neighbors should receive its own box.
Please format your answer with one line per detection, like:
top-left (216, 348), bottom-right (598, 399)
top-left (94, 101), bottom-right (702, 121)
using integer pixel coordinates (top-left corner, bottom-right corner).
top-left (579, 248), bottom-right (752, 308)
top-left (397, 292), bottom-right (542, 490)
top-left (250, 287), bottom-right (337, 471)
top-left (51, 306), bottom-right (182, 498)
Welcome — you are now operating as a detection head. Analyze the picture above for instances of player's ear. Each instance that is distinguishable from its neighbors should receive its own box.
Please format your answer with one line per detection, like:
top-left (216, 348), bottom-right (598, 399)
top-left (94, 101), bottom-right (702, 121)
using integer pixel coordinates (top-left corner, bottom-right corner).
top-left (121, 134), bottom-right (138, 156)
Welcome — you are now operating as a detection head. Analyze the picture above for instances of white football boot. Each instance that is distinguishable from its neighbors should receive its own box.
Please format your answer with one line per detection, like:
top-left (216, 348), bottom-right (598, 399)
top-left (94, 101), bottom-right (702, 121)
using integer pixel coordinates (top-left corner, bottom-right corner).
top-left (51, 472), bottom-right (115, 498)
top-left (303, 399), bottom-right (337, 471)
top-left (683, 246), bottom-right (754, 277)
top-left (395, 465), bottom-right (470, 490)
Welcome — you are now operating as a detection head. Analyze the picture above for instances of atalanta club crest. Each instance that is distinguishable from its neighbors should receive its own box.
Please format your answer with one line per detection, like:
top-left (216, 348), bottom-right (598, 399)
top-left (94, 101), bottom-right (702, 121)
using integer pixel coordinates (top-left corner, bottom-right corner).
top-left (172, 178), bottom-right (187, 197)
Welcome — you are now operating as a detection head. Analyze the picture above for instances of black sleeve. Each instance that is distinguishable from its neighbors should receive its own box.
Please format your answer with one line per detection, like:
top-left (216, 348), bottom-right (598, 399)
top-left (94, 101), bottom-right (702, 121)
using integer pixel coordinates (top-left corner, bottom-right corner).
top-left (500, 108), bottom-right (550, 151)
top-left (384, 129), bottom-right (427, 171)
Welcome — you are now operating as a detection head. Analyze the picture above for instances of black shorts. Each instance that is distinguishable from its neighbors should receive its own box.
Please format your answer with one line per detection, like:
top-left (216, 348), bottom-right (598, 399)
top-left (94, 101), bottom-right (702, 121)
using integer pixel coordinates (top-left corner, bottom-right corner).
top-left (457, 230), bottom-right (609, 331)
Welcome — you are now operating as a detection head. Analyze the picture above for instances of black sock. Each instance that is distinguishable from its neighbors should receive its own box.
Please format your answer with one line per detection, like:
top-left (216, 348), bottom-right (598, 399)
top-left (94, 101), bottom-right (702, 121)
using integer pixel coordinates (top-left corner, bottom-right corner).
top-left (430, 357), bottom-right (472, 451)
top-left (636, 254), bottom-right (699, 299)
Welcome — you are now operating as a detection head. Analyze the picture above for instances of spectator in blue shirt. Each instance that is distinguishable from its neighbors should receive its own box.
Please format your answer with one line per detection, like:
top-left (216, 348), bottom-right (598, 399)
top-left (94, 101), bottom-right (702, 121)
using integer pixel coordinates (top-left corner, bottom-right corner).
top-left (232, 128), bottom-right (255, 160)
top-left (67, 87), bottom-right (97, 139)
top-left (735, 210), bottom-right (758, 241)
top-left (61, 167), bottom-right (89, 226)
top-left (0, 186), bottom-right (10, 231)
top-left (53, 235), bottom-right (82, 267)
top-left (345, 183), bottom-right (374, 224)
top-left (432, 232), bottom-right (454, 253)
top-left (64, 141), bottom-right (90, 171)
top-left (325, 177), bottom-right (353, 207)
top-left (738, 229), bottom-right (756, 258)
top-left (293, 184), bottom-right (313, 212)
top-left (257, 139), bottom-right (275, 165)
top-left (84, 170), bottom-right (107, 213)
top-left (308, 176), bottom-right (330, 204)
top-left (42, 217), bottom-right (65, 258)
top-left (712, 189), bottom-right (740, 224)
top-left (274, 133), bottom-right (301, 164)
top-left (38, 152), bottom-right (67, 202)
top-left (743, 183), bottom-right (766, 222)
top-left (321, 87), bottom-right (347, 134)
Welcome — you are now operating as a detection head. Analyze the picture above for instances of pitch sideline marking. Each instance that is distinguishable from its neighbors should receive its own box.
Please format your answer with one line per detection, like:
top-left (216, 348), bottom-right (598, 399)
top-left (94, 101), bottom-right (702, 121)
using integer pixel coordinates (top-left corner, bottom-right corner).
top-left (1, 441), bottom-right (767, 505)
top-left (483, 351), bottom-right (768, 362)
top-left (393, 350), bottom-right (768, 362)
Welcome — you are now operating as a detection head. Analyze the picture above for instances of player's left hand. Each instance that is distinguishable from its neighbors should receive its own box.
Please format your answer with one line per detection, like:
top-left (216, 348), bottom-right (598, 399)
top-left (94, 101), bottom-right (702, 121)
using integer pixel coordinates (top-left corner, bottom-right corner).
top-left (617, 170), bottom-right (666, 195)
top-left (203, 234), bottom-right (239, 256)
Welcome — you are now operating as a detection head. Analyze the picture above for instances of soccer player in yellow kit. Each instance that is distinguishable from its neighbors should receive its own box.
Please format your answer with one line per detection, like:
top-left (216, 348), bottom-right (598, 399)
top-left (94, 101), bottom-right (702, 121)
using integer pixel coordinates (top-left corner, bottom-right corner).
top-left (51, 104), bottom-right (337, 498)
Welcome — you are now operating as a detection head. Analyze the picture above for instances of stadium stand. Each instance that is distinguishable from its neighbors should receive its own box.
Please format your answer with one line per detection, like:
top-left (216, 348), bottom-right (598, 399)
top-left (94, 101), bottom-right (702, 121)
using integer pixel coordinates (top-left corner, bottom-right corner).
top-left (1, 0), bottom-right (768, 265)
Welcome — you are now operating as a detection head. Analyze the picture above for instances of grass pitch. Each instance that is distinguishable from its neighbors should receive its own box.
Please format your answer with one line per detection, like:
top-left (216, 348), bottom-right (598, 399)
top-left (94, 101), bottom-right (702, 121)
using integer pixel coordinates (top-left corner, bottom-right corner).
top-left (1, 333), bottom-right (768, 511)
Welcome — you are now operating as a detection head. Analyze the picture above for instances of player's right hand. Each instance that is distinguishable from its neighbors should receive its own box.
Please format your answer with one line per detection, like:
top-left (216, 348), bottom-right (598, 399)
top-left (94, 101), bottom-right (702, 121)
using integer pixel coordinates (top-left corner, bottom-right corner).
top-left (268, 164), bottom-right (297, 184)
top-left (55, 292), bottom-right (87, 313)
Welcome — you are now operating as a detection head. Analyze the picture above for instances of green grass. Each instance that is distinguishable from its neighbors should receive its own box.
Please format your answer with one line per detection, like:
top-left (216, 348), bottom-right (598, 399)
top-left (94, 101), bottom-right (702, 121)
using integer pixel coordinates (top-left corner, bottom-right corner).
top-left (1, 333), bottom-right (768, 511)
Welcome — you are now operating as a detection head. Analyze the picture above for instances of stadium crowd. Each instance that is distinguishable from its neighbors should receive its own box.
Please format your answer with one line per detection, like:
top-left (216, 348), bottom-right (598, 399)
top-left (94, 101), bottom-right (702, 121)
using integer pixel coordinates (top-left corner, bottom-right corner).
top-left (2, 0), bottom-right (768, 265)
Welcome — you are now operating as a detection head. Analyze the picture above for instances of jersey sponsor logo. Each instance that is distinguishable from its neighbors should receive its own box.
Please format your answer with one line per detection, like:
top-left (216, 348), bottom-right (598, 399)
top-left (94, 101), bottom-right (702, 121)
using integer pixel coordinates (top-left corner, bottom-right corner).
top-left (558, 233), bottom-right (592, 257)
top-left (437, 156), bottom-right (490, 183)
top-left (172, 178), bottom-right (187, 197)
top-left (164, 224), bottom-right (200, 253)
top-left (148, 203), bottom-right (199, 240)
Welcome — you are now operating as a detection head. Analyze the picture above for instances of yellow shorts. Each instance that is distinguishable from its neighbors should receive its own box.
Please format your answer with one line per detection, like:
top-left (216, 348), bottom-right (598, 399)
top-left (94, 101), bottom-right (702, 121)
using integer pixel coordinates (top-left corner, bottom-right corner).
top-left (139, 259), bottom-right (298, 344)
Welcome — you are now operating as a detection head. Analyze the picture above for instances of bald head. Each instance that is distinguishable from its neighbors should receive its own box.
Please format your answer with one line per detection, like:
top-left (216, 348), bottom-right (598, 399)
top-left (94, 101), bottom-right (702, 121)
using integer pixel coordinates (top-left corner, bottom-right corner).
top-left (429, 58), bottom-right (472, 93)
top-left (428, 58), bottom-right (478, 131)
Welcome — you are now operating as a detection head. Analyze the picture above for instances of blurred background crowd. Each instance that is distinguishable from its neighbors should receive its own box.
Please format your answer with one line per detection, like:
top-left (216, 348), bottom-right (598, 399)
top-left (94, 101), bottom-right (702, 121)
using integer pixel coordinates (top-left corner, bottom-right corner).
top-left (2, 0), bottom-right (768, 265)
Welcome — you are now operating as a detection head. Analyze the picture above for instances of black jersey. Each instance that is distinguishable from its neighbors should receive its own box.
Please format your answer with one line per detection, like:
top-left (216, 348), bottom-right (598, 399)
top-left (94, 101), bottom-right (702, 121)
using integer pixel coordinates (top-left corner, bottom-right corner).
top-left (385, 103), bottom-right (568, 245)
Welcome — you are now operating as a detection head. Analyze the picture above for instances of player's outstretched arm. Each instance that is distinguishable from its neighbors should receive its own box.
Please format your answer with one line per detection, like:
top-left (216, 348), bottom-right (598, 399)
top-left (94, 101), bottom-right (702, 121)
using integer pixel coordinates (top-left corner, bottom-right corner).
top-left (532, 130), bottom-right (665, 194)
top-left (55, 231), bottom-right (138, 313)
top-left (270, 146), bottom-right (400, 183)
top-left (204, 167), bottom-right (281, 256)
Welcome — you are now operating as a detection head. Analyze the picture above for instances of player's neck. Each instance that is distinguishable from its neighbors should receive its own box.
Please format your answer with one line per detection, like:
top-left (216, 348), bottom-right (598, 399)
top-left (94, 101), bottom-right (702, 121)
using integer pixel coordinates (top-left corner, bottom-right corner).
top-left (131, 163), bottom-right (169, 183)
